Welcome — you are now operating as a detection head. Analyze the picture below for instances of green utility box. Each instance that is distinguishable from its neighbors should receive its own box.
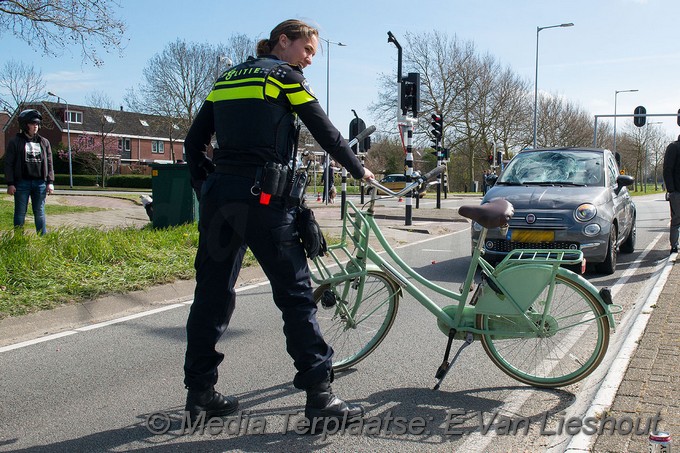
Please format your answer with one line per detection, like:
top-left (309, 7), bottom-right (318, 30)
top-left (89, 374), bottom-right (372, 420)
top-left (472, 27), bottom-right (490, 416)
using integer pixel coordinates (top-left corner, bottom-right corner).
top-left (150, 163), bottom-right (198, 228)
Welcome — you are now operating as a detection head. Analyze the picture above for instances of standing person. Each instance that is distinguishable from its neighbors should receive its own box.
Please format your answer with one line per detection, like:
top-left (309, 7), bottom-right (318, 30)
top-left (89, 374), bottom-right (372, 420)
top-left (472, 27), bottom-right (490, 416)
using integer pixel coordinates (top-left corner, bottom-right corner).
top-left (183, 19), bottom-right (374, 424)
top-left (4, 109), bottom-right (55, 235)
top-left (663, 135), bottom-right (680, 254)
top-left (322, 160), bottom-right (335, 203)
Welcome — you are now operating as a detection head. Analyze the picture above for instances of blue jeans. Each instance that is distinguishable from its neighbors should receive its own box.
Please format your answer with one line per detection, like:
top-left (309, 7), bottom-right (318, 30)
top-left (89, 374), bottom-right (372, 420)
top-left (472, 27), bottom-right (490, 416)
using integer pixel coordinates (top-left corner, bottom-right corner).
top-left (13, 179), bottom-right (47, 235)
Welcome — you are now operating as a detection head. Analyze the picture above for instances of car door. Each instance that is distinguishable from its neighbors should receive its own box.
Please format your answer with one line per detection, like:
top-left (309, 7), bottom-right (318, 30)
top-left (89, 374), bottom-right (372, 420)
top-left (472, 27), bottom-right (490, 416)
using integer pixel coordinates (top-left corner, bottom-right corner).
top-left (607, 153), bottom-right (632, 242)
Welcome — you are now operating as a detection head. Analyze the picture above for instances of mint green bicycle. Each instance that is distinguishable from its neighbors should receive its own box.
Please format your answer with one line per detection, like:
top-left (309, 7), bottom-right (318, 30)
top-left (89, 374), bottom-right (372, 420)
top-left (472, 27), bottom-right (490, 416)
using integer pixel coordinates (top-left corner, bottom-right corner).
top-left (310, 166), bottom-right (622, 389)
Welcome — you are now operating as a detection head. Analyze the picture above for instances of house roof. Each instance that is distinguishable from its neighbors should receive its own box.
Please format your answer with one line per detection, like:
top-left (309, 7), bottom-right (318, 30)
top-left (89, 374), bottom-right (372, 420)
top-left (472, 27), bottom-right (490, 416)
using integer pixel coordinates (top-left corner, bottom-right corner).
top-left (11, 101), bottom-right (188, 142)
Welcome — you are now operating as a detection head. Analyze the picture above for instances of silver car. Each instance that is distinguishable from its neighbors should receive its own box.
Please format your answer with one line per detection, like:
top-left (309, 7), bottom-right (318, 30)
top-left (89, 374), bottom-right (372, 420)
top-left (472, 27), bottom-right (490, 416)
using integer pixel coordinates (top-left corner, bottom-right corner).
top-left (471, 147), bottom-right (636, 274)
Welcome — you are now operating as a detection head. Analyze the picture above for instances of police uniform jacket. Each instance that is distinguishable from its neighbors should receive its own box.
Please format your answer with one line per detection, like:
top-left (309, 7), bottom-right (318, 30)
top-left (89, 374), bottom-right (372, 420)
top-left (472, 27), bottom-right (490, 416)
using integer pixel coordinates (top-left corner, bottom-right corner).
top-left (185, 55), bottom-right (365, 191)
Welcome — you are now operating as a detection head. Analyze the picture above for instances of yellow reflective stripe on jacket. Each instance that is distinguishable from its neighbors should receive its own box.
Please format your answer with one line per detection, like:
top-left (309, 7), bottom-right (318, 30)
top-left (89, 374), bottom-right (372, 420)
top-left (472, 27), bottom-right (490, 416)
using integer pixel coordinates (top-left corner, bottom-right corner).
top-left (266, 76), bottom-right (316, 106)
top-left (286, 89), bottom-right (315, 106)
top-left (207, 85), bottom-right (264, 102)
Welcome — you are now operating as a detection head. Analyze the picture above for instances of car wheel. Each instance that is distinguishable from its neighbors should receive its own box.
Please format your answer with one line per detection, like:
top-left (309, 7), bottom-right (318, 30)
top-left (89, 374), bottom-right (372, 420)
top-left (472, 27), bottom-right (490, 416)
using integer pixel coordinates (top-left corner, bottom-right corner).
top-left (596, 225), bottom-right (617, 275)
top-left (620, 215), bottom-right (636, 254)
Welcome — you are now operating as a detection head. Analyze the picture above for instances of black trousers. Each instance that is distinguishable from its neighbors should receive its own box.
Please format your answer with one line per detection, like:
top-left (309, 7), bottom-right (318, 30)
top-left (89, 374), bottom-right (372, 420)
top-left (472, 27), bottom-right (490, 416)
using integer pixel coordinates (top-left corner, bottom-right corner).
top-left (184, 173), bottom-right (333, 391)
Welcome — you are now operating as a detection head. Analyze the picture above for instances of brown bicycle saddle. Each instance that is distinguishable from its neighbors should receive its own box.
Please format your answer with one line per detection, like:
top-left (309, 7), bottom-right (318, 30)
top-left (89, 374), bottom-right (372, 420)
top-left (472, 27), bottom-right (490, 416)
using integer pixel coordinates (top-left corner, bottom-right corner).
top-left (458, 198), bottom-right (514, 229)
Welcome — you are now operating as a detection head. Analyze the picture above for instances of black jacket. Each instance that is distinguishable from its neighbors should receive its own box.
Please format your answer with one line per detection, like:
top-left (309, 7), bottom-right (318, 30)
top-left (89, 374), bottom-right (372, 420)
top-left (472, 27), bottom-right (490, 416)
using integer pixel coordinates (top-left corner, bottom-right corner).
top-left (185, 55), bottom-right (365, 188)
top-left (663, 140), bottom-right (680, 193)
top-left (4, 132), bottom-right (54, 185)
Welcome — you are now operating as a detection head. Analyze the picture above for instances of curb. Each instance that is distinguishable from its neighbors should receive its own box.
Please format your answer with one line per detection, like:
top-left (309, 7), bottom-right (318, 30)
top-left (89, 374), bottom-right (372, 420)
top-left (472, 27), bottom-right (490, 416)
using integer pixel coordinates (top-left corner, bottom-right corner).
top-left (565, 252), bottom-right (677, 452)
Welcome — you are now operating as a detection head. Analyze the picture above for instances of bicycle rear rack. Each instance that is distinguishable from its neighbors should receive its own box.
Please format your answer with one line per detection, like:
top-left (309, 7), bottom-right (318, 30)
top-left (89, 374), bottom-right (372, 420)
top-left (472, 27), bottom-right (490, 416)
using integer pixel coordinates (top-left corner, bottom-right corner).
top-left (494, 248), bottom-right (583, 272)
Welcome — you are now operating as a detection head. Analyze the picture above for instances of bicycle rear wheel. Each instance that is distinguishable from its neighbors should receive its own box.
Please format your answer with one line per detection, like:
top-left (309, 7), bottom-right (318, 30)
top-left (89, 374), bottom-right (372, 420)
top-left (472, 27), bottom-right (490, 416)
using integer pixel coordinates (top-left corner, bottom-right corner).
top-left (476, 274), bottom-right (610, 388)
top-left (313, 271), bottom-right (400, 371)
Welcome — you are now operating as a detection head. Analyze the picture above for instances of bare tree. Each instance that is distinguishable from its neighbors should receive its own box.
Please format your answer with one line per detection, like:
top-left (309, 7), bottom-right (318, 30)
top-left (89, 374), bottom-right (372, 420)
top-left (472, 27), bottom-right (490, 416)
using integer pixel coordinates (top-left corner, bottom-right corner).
top-left (85, 91), bottom-right (121, 187)
top-left (0, 59), bottom-right (46, 112)
top-left (126, 35), bottom-right (256, 161)
top-left (125, 39), bottom-right (225, 126)
top-left (536, 95), bottom-right (593, 147)
top-left (223, 33), bottom-right (257, 66)
top-left (370, 30), bottom-right (606, 191)
top-left (0, 0), bottom-right (126, 66)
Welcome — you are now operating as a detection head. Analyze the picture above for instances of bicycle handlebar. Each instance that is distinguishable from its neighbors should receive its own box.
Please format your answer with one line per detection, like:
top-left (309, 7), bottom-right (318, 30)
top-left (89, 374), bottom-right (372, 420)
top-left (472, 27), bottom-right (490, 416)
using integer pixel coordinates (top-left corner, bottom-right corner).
top-left (348, 125), bottom-right (376, 149)
top-left (367, 165), bottom-right (446, 199)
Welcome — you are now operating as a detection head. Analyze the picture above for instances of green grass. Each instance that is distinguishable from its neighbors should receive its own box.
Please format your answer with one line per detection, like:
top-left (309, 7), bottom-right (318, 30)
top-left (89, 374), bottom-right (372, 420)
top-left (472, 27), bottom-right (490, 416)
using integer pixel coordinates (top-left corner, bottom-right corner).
top-left (0, 223), bottom-right (257, 319)
top-left (0, 197), bottom-right (104, 230)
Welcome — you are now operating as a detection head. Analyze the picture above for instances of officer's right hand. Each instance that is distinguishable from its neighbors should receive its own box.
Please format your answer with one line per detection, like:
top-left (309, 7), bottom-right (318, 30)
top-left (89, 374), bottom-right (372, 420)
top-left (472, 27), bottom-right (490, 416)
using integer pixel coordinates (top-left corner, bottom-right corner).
top-left (361, 168), bottom-right (375, 181)
top-left (7, 185), bottom-right (16, 196)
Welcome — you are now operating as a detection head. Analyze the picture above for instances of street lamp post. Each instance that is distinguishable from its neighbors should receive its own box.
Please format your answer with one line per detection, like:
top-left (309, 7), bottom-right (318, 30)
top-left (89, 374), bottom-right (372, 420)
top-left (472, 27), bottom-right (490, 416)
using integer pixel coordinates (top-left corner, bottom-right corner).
top-left (48, 91), bottom-right (73, 188)
top-left (319, 37), bottom-right (346, 205)
top-left (613, 89), bottom-right (638, 153)
top-left (533, 22), bottom-right (574, 149)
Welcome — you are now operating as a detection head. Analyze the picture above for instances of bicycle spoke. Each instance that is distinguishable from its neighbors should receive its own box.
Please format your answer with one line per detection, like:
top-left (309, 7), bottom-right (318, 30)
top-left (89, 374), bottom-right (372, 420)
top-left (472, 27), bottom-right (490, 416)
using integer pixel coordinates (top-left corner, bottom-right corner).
top-left (479, 274), bottom-right (609, 388)
top-left (313, 272), bottom-right (400, 371)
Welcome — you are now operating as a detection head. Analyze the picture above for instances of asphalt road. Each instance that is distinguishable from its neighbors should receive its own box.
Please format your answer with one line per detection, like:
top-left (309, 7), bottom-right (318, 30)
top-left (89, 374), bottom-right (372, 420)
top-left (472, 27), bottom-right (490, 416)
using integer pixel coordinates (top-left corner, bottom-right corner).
top-left (0, 194), bottom-right (670, 452)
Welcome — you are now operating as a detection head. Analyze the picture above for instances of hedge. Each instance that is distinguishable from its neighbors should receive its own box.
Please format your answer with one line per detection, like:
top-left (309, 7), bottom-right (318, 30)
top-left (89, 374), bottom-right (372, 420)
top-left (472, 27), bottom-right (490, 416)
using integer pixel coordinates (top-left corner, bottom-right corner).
top-left (0, 174), bottom-right (152, 189)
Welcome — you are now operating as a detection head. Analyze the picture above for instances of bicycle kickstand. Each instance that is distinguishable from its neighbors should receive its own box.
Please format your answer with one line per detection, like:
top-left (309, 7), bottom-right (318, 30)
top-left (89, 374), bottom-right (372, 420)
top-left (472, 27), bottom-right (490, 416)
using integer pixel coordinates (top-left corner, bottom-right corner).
top-left (433, 330), bottom-right (475, 390)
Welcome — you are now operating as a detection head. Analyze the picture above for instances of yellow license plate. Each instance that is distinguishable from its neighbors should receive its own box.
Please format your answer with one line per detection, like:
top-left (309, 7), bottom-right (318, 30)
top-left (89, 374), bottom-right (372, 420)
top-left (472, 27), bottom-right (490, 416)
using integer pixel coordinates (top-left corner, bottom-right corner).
top-left (511, 229), bottom-right (555, 242)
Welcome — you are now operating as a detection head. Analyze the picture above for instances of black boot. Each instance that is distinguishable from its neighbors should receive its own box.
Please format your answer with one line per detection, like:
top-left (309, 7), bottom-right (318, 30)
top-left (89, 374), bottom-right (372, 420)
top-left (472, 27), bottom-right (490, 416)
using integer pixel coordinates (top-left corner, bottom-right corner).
top-left (304, 378), bottom-right (364, 421)
top-left (185, 387), bottom-right (239, 422)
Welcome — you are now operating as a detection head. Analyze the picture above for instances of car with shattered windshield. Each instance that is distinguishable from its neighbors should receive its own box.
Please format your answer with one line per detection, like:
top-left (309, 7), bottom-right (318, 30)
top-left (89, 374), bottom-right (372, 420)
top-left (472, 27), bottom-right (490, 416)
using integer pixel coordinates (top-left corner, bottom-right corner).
top-left (471, 147), bottom-right (636, 274)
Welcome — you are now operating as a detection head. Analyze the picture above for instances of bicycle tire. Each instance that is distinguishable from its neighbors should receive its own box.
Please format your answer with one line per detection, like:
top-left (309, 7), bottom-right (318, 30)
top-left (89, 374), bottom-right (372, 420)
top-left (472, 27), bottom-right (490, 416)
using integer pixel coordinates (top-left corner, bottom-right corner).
top-left (313, 271), bottom-right (400, 371)
top-left (476, 273), bottom-right (610, 388)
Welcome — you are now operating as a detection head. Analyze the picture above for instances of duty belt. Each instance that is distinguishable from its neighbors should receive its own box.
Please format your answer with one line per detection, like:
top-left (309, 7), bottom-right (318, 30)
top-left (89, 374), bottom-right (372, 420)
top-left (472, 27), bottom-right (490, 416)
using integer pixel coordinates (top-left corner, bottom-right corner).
top-left (214, 165), bottom-right (261, 179)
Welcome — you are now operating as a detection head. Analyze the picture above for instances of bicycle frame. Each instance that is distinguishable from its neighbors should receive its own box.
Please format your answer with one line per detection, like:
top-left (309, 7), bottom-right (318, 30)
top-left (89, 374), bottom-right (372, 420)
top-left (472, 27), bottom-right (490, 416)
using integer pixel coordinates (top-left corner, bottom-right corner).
top-left (310, 181), bottom-right (621, 340)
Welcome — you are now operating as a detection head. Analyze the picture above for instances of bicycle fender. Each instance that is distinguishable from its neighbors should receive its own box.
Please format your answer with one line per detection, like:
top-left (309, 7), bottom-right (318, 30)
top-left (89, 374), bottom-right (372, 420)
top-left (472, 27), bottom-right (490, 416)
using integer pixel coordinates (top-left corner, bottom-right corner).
top-left (474, 265), bottom-right (554, 316)
top-left (556, 268), bottom-right (617, 329)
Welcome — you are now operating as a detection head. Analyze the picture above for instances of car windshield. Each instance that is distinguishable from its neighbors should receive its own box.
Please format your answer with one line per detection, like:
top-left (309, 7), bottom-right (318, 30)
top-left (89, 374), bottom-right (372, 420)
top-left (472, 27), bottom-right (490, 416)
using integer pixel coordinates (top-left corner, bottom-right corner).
top-left (497, 150), bottom-right (604, 187)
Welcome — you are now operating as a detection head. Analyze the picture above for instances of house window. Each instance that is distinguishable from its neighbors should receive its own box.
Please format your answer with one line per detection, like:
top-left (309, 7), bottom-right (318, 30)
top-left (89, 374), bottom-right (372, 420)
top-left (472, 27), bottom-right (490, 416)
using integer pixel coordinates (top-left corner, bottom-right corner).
top-left (140, 119), bottom-right (149, 127)
top-left (118, 138), bottom-right (131, 152)
top-left (66, 110), bottom-right (82, 124)
top-left (104, 115), bottom-right (115, 123)
top-left (152, 140), bottom-right (164, 154)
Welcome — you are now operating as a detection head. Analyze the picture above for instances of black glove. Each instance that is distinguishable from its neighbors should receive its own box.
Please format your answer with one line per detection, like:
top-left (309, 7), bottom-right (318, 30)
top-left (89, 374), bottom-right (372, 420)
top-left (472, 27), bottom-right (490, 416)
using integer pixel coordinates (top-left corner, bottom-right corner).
top-left (295, 205), bottom-right (327, 260)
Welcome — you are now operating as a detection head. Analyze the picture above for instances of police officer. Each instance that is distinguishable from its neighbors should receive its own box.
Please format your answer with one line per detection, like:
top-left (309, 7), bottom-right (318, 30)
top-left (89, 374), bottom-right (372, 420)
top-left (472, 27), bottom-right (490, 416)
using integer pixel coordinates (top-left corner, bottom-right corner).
top-left (183, 19), bottom-right (374, 423)
top-left (4, 109), bottom-right (55, 235)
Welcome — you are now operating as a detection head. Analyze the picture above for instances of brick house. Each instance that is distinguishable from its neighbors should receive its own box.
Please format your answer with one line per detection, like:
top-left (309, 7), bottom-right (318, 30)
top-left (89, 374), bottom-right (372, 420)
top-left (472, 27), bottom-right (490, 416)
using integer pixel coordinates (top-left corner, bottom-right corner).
top-left (2, 102), bottom-right (188, 173)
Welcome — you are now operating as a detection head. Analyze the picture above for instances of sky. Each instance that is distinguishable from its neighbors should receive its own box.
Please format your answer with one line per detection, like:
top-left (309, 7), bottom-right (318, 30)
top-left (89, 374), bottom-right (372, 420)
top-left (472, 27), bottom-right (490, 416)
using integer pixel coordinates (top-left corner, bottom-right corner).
top-left (3, 0), bottom-right (680, 144)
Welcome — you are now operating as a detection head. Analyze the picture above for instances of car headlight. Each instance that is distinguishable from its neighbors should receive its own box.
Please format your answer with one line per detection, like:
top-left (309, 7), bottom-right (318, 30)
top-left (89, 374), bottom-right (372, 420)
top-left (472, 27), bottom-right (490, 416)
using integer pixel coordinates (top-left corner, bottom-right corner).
top-left (574, 203), bottom-right (597, 222)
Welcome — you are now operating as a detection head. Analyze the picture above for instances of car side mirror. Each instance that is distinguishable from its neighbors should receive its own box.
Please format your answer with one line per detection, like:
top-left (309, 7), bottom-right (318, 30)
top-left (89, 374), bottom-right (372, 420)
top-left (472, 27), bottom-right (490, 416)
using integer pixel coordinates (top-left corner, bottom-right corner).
top-left (615, 174), bottom-right (634, 194)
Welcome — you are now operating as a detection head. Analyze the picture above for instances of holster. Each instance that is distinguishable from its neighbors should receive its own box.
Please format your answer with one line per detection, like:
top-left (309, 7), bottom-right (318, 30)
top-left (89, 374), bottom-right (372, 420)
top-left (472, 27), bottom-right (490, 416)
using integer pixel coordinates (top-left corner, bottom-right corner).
top-left (295, 203), bottom-right (327, 260)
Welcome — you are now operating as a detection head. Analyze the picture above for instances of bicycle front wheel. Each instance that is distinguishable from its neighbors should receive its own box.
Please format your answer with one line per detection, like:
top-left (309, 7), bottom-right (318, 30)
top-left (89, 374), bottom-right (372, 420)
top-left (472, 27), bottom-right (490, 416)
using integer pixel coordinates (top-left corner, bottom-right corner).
top-left (313, 271), bottom-right (400, 371)
top-left (476, 274), bottom-right (610, 388)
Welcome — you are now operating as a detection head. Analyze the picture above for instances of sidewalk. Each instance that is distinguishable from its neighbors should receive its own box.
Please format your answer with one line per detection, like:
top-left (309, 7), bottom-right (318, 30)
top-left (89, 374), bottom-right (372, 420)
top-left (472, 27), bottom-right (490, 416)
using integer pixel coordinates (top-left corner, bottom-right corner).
top-left (589, 253), bottom-right (679, 453)
top-left (2, 193), bottom-right (679, 451)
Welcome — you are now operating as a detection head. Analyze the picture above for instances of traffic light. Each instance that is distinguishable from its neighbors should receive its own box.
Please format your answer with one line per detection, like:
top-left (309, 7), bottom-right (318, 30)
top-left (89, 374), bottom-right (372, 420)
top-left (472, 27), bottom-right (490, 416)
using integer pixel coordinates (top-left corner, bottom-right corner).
top-left (633, 106), bottom-right (646, 127)
top-left (349, 117), bottom-right (366, 154)
top-left (442, 148), bottom-right (450, 161)
top-left (431, 113), bottom-right (443, 141)
top-left (496, 151), bottom-right (503, 168)
top-left (400, 72), bottom-right (420, 117)
top-left (488, 154), bottom-right (494, 165)
top-left (362, 135), bottom-right (371, 153)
